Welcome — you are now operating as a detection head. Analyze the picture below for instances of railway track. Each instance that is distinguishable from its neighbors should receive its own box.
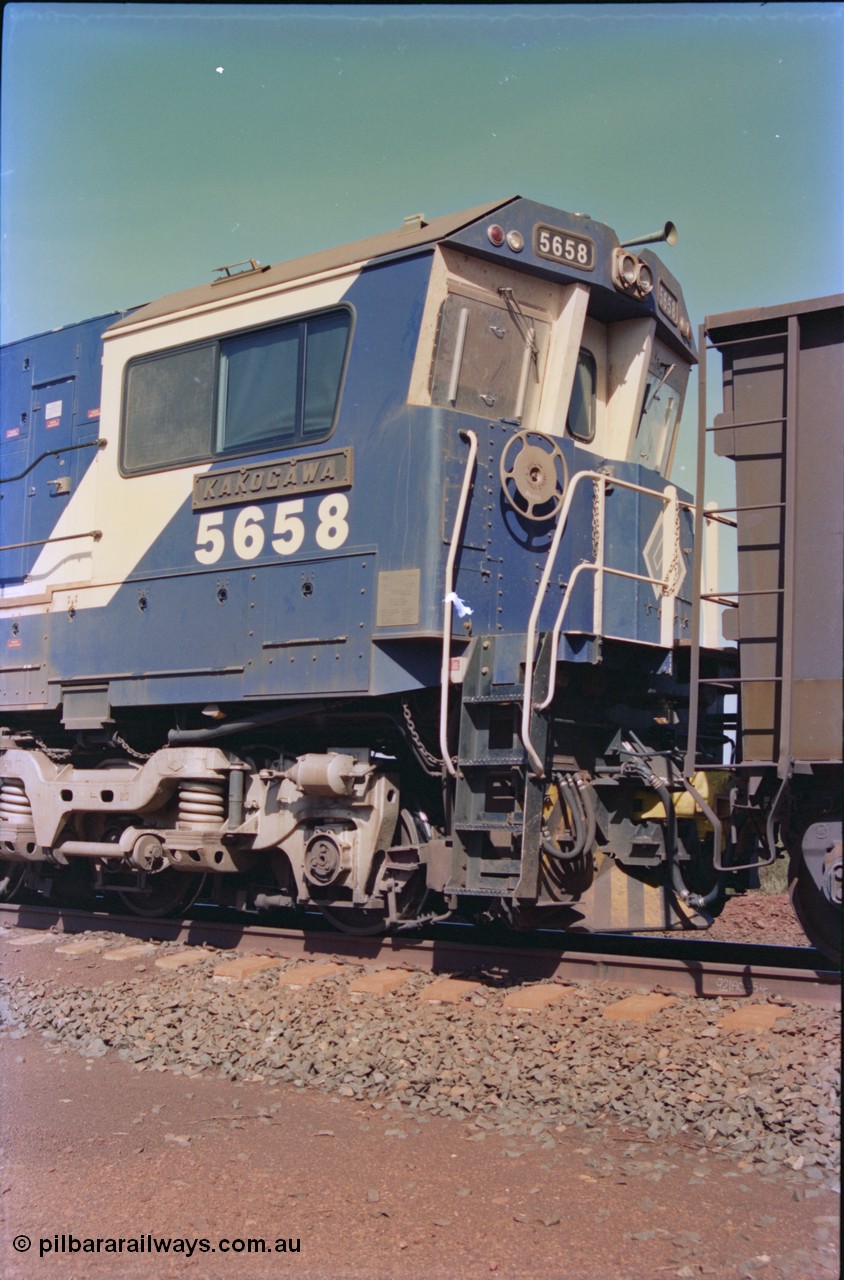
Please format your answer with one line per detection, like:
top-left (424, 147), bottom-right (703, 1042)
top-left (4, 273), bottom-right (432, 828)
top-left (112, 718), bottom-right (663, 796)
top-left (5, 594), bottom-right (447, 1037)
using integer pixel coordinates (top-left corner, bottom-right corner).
top-left (1, 900), bottom-right (838, 1006)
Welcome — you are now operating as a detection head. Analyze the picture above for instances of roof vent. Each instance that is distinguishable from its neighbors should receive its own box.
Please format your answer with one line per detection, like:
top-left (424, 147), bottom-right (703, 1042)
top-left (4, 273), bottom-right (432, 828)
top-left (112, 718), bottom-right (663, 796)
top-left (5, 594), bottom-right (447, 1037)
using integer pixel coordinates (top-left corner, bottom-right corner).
top-left (212, 258), bottom-right (270, 284)
top-left (399, 213), bottom-right (428, 235)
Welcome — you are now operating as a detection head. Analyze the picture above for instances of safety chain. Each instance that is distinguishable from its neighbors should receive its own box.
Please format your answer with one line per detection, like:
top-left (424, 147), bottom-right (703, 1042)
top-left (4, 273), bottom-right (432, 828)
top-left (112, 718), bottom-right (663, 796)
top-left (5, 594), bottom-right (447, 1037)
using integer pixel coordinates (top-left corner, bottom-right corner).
top-left (111, 732), bottom-right (154, 761)
top-left (401, 700), bottom-right (444, 770)
top-left (663, 502), bottom-right (683, 598)
top-left (591, 477), bottom-right (602, 561)
top-left (34, 738), bottom-right (72, 762)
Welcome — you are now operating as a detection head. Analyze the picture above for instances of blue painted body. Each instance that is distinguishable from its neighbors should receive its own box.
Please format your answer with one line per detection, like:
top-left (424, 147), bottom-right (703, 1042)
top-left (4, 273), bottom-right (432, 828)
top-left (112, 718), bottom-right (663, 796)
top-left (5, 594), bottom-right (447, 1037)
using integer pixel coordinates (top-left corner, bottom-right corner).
top-left (2, 200), bottom-right (693, 723)
top-left (1, 312), bottom-right (121, 583)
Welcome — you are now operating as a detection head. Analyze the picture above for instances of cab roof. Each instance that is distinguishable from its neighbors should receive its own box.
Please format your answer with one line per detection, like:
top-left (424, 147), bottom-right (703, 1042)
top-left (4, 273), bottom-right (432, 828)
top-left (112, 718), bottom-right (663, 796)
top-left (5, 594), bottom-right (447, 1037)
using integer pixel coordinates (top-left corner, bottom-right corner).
top-left (107, 197), bottom-right (517, 332)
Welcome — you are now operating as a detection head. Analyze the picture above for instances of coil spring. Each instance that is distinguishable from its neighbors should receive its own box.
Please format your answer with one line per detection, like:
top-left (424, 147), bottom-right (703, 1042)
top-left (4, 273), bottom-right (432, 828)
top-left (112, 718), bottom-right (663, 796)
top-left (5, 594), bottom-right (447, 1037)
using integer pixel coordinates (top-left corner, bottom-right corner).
top-left (177, 779), bottom-right (226, 830)
top-left (0, 778), bottom-right (33, 827)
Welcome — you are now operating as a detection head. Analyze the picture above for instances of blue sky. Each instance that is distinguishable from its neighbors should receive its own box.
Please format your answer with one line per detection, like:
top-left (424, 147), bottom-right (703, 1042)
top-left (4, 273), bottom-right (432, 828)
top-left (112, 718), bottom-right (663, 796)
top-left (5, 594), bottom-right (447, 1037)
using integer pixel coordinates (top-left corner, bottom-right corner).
top-left (2, 2), bottom-right (842, 487)
top-left (3, 2), bottom-right (842, 342)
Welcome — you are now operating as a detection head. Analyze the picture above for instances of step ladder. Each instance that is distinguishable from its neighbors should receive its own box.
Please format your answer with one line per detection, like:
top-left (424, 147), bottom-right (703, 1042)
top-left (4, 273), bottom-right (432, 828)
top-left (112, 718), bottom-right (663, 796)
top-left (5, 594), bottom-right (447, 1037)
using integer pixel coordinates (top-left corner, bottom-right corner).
top-left (447, 634), bottom-right (552, 900)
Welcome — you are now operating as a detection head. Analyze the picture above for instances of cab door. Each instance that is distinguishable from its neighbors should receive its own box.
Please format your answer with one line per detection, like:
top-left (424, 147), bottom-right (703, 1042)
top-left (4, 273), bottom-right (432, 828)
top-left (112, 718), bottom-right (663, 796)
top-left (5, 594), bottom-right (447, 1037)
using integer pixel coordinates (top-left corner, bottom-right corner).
top-left (24, 375), bottom-right (77, 556)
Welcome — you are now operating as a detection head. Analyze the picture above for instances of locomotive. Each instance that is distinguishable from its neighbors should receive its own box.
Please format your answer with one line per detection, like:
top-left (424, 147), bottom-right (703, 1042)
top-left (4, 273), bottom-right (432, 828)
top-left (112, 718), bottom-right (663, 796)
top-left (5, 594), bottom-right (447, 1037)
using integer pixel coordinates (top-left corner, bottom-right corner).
top-left (1, 196), bottom-right (840, 958)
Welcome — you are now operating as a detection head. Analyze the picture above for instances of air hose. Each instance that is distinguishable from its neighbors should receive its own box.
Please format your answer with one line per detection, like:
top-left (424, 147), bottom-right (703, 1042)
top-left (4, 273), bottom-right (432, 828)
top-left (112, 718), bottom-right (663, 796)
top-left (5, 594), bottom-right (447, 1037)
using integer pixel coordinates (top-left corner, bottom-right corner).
top-left (621, 752), bottom-right (724, 911)
top-left (541, 770), bottom-right (597, 862)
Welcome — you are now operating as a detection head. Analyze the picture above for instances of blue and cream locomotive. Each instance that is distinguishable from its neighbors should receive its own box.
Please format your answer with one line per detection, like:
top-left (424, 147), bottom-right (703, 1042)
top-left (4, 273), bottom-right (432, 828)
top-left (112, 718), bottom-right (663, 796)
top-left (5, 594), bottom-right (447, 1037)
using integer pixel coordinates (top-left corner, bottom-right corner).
top-left (1, 197), bottom-right (840, 955)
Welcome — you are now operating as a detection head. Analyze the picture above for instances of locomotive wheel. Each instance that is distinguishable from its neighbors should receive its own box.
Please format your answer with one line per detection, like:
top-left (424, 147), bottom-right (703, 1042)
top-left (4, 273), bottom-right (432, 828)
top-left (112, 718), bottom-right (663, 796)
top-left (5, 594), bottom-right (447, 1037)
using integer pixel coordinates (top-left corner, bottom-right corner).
top-left (789, 860), bottom-right (841, 966)
top-left (317, 810), bottom-right (431, 935)
top-left (113, 870), bottom-right (206, 919)
top-left (0, 859), bottom-right (26, 902)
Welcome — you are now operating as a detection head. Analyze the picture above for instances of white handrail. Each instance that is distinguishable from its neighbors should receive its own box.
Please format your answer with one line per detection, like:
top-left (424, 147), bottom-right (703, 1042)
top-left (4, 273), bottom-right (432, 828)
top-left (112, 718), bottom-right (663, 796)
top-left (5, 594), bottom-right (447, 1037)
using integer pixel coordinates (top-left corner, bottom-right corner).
top-left (520, 468), bottom-right (692, 777)
top-left (538, 562), bottom-right (669, 712)
top-left (439, 430), bottom-right (479, 776)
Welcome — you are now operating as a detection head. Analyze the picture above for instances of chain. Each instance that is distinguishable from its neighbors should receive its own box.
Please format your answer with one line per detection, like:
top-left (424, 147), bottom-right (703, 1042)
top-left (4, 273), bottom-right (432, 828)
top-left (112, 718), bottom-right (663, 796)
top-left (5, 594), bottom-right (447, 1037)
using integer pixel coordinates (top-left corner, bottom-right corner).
top-left (34, 737), bottom-right (72, 762)
top-left (401, 700), bottom-right (443, 770)
top-left (111, 732), bottom-right (154, 761)
top-left (663, 503), bottom-right (682, 598)
top-left (31, 732), bottom-right (151, 762)
top-left (592, 478), bottom-right (602, 561)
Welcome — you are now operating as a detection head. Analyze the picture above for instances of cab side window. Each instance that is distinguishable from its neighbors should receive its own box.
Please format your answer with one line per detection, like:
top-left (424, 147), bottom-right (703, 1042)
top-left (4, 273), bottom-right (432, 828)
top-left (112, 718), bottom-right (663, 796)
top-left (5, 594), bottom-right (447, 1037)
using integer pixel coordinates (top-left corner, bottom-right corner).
top-left (566, 347), bottom-right (597, 443)
top-left (121, 309), bottom-right (351, 475)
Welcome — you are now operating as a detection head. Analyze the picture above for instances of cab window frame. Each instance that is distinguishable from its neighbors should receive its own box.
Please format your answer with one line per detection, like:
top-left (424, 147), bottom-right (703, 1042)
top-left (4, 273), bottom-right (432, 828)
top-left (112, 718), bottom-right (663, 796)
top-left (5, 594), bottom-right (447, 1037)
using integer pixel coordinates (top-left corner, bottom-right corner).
top-left (566, 346), bottom-right (598, 444)
top-left (119, 305), bottom-right (353, 477)
top-left (428, 286), bottom-right (550, 426)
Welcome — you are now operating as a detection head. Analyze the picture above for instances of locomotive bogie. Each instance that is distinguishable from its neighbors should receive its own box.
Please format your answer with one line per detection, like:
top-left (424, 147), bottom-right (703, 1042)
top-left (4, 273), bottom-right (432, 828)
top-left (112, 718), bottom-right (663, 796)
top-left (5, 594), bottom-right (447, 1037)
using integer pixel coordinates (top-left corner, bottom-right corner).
top-left (0, 736), bottom-right (422, 919)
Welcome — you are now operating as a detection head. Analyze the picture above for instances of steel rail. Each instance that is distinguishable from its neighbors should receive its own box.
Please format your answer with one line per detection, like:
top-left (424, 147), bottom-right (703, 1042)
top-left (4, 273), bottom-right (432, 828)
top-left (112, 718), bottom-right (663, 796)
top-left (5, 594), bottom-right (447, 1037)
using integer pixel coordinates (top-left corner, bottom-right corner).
top-left (1, 902), bottom-right (838, 1006)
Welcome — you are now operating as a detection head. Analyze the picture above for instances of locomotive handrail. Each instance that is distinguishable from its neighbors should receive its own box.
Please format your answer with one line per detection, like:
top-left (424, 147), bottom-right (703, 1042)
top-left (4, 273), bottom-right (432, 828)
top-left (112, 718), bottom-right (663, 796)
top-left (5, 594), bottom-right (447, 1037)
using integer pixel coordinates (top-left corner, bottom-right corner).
top-left (440, 428), bottom-right (479, 776)
top-left (0, 529), bottom-right (103, 553)
top-left (521, 469), bottom-right (693, 777)
top-left (536, 560), bottom-right (669, 712)
top-left (0, 437), bottom-right (106, 485)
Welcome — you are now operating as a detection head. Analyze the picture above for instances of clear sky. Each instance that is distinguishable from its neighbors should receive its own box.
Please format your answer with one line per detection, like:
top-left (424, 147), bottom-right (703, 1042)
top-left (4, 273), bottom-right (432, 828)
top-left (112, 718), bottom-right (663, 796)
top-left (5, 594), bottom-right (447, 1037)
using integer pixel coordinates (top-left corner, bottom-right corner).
top-left (2, 2), bottom-right (842, 484)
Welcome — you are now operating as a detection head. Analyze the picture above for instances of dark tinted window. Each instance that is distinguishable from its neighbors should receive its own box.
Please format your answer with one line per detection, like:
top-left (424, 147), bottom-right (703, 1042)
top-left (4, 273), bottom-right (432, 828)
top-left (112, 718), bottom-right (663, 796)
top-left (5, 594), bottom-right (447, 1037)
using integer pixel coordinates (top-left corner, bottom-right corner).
top-left (123, 344), bottom-right (215, 472)
top-left (122, 309), bottom-right (351, 473)
top-left (566, 347), bottom-right (597, 442)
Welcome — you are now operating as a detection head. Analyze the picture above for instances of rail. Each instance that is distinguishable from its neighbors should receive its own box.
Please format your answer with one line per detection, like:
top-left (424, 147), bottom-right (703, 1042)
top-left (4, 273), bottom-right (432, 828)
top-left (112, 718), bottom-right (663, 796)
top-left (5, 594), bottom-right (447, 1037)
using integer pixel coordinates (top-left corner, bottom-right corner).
top-left (1, 902), bottom-right (838, 1004)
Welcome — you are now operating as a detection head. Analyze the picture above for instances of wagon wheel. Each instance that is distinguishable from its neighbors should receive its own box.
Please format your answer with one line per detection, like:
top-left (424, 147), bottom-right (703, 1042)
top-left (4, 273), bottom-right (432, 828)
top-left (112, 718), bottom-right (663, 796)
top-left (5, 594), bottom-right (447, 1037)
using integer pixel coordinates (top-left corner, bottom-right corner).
top-left (0, 859), bottom-right (26, 902)
top-left (114, 869), bottom-right (207, 919)
top-left (500, 430), bottom-right (568, 522)
top-left (317, 810), bottom-right (430, 935)
top-left (789, 858), bottom-right (841, 966)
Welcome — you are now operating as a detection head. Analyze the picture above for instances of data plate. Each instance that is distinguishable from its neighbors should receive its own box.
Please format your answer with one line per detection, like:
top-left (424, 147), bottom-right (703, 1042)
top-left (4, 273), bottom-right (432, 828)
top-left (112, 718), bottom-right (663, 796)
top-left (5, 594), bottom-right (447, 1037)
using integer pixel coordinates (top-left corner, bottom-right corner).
top-left (533, 223), bottom-right (596, 271)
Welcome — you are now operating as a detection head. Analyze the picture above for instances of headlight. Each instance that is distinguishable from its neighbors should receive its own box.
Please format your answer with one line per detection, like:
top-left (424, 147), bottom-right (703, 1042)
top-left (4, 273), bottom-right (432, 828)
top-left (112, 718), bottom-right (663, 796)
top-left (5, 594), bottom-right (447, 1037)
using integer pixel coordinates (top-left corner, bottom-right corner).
top-left (636, 263), bottom-right (654, 296)
top-left (615, 251), bottom-right (639, 289)
top-left (613, 248), bottom-right (654, 298)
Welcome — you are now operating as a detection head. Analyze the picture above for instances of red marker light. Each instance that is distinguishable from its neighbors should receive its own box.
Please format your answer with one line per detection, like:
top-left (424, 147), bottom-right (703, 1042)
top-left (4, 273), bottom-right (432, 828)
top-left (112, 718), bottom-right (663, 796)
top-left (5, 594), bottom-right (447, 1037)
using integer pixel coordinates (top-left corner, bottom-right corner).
top-left (487, 224), bottom-right (506, 247)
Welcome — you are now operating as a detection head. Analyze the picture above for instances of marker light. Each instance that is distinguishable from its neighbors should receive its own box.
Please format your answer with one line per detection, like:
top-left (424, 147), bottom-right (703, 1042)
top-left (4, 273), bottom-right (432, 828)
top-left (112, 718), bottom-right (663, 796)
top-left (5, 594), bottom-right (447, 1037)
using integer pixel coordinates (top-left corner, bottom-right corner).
top-left (613, 249), bottom-right (655, 298)
top-left (506, 229), bottom-right (525, 252)
top-left (487, 224), bottom-right (506, 247)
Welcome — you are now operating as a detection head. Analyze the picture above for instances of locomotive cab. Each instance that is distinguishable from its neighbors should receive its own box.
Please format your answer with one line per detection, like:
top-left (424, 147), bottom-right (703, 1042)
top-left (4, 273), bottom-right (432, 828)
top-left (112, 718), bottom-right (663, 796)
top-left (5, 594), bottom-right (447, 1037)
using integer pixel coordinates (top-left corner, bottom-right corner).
top-left (409, 239), bottom-right (689, 473)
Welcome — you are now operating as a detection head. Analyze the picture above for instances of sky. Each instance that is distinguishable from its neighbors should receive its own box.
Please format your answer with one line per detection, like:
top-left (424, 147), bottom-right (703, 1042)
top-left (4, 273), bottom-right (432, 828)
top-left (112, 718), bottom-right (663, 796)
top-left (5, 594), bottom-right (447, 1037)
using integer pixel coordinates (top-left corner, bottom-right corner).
top-left (2, 2), bottom-right (842, 488)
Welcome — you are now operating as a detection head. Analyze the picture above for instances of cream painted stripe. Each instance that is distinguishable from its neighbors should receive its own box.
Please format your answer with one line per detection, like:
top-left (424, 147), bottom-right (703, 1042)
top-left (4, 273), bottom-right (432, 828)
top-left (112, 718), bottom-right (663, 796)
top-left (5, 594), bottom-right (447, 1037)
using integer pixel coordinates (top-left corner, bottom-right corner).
top-left (2, 274), bottom-right (356, 612)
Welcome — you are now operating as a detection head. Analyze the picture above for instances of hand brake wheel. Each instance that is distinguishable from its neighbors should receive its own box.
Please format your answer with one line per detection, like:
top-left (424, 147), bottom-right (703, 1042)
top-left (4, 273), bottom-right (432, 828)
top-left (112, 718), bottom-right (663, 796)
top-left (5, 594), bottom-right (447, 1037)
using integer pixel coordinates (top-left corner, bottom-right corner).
top-left (500, 430), bottom-right (568, 522)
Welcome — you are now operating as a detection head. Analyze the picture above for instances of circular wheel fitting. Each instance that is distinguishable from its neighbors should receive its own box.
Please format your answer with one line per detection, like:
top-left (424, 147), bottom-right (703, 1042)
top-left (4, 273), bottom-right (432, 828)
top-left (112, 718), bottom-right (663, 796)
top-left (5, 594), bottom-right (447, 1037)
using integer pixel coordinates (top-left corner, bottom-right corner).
top-left (500, 430), bottom-right (568, 521)
top-left (304, 833), bottom-right (345, 886)
top-left (130, 833), bottom-right (165, 873)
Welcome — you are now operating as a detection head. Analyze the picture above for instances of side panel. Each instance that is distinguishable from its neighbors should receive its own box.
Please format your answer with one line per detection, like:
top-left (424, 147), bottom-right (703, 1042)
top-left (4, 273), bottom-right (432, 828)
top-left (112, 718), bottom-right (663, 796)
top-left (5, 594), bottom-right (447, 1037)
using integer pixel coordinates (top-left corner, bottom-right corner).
top-left (790, 308), bottom-right (844, 759)
top-left (3, 260), bottom-right (445, 718)
top-left (1, 314), bottom-right (119, 709)
top-left (1, 314), bottom-right (115, 585)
